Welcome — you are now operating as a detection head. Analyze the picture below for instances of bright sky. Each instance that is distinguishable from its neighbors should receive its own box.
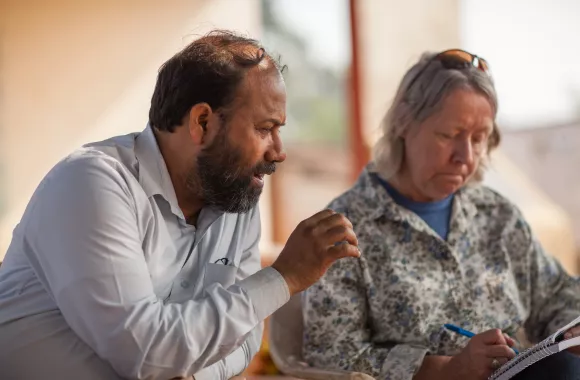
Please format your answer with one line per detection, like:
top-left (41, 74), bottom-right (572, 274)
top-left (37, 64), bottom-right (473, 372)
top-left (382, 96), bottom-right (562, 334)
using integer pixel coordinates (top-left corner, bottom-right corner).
top-left (272, 0), bottom-right (580, 130)
top-left (461, 0), bottom-right (580, 129)
top-left (271, 0), bottom-right (351, 71)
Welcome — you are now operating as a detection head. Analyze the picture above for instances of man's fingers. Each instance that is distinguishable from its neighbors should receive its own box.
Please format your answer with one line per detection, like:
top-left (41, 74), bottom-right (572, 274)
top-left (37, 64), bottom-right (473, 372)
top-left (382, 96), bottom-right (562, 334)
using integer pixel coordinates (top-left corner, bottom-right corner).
top-left (304, 209), bottom-right (336, 225)
top-left (324, 225), bottom-right (358, 247)
top-left (315, 212), bottom-right (353, 233)
top-left (328, 241), bottom-right (361, 259)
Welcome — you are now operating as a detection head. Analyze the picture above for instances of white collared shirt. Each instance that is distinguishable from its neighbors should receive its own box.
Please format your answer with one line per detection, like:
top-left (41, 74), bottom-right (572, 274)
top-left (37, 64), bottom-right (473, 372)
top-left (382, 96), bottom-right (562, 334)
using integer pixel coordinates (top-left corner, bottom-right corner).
top-left (0, 125), bottom-right (289, 379)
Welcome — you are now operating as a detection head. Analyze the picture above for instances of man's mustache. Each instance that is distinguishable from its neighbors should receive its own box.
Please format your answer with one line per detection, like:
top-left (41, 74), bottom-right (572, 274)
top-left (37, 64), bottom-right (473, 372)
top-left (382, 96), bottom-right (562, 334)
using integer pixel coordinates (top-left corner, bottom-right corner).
top-left (254, 162), bottom-right (276, 176)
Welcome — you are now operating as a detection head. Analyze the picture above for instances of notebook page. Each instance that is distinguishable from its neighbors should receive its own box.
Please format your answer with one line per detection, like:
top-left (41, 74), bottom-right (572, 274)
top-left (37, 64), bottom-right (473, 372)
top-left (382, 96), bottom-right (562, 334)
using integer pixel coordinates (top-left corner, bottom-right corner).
top-left (489, 342), bottom-right (560, 380)
top-left (558, 335), bottom-right (580, 351)
top-left (553, 315), bottom-right (580, 342)
top-left (489, 314), bottom-right (580, 380)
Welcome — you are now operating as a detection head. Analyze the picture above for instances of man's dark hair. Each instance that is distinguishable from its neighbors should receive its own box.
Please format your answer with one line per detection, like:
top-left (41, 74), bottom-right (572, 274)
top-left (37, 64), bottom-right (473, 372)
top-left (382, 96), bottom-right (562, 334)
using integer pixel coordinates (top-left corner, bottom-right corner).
top-left (149, 30), bottom-right (284, 132)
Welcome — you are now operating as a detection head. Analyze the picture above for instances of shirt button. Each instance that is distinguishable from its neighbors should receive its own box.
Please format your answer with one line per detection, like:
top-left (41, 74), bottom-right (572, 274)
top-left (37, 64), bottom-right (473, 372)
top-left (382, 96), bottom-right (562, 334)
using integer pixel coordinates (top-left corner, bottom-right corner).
top-left (180, 280), bottom-right (190, 288)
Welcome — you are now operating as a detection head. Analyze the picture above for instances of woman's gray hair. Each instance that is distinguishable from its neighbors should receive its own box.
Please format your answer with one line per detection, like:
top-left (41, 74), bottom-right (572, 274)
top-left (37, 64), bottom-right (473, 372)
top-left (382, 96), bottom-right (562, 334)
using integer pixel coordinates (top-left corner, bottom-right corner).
top-left (373, 51), bottom-right (501, 182)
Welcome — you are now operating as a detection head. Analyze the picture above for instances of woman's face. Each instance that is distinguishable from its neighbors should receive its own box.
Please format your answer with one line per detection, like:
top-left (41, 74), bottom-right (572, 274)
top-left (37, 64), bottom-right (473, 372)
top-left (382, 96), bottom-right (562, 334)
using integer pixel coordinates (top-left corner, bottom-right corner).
top-left (398, 88), bottom-right (494, 202)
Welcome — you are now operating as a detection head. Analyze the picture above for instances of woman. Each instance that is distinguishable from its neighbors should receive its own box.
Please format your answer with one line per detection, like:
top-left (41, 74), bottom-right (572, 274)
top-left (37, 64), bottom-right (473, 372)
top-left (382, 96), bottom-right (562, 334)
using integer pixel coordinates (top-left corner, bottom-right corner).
top-left (302, 50), bottom-right (580, 380)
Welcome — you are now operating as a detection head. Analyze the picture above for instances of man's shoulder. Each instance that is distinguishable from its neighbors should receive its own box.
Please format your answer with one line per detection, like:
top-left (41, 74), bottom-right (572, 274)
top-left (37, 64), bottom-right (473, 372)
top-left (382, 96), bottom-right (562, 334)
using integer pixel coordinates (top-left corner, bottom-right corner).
top-left (33, 137), bottom-right (144, 210)
top-left (16, 144), bottom-right (148, 245)
top-left (51, 130), bottom-right (143, 184)
top-left (79, 132), bottom-right (140, 175)
top-left (51, 147), bottom-right (136, 187)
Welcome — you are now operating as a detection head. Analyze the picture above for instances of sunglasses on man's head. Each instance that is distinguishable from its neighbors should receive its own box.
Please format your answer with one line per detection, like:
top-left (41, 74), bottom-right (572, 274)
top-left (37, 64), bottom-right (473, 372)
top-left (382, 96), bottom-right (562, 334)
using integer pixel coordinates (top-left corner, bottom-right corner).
top-left (407, 49), bottom-right (490, 91)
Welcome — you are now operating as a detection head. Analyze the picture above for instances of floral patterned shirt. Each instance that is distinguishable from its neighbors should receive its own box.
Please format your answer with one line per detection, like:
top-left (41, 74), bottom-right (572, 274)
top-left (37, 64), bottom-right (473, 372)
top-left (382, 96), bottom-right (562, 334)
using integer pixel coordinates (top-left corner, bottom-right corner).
top-left (302, 163), bottom-right (580, 380)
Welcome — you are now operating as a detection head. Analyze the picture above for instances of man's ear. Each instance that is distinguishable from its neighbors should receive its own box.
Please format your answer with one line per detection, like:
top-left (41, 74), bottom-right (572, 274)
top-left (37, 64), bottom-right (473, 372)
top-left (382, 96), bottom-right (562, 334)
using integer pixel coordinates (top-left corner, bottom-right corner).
top-left (186, 103), bottom-right (212, 145)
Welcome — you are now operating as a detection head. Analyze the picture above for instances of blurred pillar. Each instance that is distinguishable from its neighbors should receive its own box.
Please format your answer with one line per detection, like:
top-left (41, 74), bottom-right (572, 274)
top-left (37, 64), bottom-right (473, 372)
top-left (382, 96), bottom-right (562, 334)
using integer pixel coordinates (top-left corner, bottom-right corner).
top-left (355, 0), bottom-right (461, 146)
top-left (348, 0), bottom-right (369, 182)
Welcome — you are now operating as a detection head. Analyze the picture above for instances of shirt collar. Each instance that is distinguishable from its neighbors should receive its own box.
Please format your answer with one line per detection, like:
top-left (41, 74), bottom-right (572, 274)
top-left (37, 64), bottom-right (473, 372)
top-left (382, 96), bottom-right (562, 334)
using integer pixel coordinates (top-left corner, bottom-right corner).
top-left (373, 173), bottom-right (454, 213)
top-left (134, 124), bottom-right (184, 219)
top-left (352, 162), bottom-right (479, 240)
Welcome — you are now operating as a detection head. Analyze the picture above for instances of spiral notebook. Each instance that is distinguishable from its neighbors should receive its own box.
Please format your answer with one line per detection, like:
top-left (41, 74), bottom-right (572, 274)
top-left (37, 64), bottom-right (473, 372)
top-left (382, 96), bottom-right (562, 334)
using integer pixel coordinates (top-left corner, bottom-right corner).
top-left (489, 315), bottom-right (580, 380)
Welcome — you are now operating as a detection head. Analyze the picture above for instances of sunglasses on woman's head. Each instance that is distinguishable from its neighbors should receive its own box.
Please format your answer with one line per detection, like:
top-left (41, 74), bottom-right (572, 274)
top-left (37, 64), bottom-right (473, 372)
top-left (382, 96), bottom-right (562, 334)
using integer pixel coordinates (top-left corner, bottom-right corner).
top-left (407, 49), bottom-right (490, 91)
top-left (436, 49), bottom-right (489, 73)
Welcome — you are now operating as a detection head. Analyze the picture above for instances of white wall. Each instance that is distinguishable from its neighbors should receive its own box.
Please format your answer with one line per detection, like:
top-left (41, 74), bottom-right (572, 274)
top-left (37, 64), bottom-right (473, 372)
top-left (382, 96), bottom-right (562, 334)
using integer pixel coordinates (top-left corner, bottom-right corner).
top-left (0, 0), bottom-right (265, 259)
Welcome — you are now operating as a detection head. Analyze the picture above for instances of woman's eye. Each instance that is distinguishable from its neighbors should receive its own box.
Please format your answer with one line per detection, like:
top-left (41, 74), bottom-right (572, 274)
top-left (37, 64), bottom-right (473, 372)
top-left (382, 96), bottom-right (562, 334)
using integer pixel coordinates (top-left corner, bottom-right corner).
top-left (472, 134), bottom-right (487, 144)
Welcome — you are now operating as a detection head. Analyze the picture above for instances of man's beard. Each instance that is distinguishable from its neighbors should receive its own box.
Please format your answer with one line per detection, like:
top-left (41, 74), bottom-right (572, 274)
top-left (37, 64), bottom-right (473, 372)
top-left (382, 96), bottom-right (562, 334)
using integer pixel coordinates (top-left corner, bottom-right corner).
top-left (187, 127), bottom-right (276, 214)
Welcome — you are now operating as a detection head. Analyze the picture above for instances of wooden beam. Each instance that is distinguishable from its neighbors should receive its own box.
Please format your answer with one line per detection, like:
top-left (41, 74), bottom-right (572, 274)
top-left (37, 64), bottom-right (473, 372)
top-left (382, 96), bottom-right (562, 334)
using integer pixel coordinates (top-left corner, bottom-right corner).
top-left (348, 0), bottom-right (369, 182)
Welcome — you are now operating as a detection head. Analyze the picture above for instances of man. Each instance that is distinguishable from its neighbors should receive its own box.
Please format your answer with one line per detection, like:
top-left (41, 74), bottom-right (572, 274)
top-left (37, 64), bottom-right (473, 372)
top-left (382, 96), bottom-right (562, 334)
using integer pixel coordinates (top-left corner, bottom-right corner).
top-left (0, 30), bottom-right (360, 379)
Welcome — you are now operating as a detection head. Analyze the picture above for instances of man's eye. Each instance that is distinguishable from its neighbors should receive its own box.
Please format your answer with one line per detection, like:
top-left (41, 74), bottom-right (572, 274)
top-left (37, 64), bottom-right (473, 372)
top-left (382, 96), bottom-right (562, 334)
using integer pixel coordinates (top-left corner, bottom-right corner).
top-left (256, 128), bottom-right (271, 136)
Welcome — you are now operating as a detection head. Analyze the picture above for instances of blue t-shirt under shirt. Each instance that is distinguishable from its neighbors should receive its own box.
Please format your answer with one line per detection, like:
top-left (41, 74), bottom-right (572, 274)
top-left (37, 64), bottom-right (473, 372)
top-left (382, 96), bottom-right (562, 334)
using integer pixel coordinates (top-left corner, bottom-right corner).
top-left (375, 175), bottom-right (454, 240)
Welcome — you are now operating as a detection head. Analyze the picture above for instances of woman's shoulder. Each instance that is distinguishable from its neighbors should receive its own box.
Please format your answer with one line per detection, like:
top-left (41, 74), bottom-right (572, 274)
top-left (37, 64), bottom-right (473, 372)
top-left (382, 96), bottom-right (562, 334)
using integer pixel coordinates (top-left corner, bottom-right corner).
top-left (326, 186), bottom-right (378, 228)
top-left (326, 164), bottom-right (388, 225)
top-left (327, 188), bottom-right (357, 214)
top-left (462, 183), bottom-right (518, 208)
top-left (460, 183), bottom-right (528, 228)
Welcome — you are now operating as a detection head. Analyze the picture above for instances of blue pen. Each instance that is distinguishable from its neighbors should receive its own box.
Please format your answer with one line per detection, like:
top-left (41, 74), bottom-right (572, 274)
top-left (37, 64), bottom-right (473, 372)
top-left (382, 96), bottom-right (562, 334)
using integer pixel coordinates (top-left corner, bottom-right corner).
top-left (444, 323), bottom-right (476, 338)
top-left (444, 324), bottom-right (519, 355)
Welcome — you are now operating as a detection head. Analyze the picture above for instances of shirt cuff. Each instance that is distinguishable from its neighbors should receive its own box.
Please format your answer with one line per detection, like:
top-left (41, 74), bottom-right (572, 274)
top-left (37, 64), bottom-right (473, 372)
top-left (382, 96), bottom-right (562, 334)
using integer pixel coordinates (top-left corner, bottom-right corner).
top-left (238, 266), bottom-right (290, 321)
top-left (193, 337), bottom-right (253, 380)
top-left (382, 344), bottom-right (429, 380)
top-left (193, 363), bottom-right (217, 380)
top-left (194, 351), bottom-right (240, 380)
top-left (224, 344), bottom-right (247, 377)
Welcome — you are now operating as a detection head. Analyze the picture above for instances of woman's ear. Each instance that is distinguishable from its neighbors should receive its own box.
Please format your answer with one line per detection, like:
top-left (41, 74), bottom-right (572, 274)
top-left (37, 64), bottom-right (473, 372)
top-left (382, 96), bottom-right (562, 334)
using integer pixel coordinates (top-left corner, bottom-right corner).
top-left (397, 123), bottom-right (410, 140)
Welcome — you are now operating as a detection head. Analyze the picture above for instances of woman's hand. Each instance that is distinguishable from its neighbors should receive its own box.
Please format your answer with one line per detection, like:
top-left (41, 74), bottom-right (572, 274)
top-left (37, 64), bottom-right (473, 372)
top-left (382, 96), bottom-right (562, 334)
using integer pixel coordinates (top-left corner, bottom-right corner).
top-left (564, 326), bottom-right (580, 355)
top-left (443, 329), bottom-right (517, 380)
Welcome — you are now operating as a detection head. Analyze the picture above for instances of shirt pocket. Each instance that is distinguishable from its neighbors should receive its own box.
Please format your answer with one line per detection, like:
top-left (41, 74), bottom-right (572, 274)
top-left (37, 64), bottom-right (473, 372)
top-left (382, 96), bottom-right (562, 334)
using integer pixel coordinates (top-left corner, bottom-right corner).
top-left (203, 262), bottom-right (238, 289)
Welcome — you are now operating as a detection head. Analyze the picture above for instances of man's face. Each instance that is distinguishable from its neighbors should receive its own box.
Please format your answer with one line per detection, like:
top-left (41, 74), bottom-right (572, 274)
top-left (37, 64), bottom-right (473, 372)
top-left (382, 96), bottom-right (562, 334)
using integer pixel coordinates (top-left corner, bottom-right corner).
top-left (189, 69), bottom-right (287, 213)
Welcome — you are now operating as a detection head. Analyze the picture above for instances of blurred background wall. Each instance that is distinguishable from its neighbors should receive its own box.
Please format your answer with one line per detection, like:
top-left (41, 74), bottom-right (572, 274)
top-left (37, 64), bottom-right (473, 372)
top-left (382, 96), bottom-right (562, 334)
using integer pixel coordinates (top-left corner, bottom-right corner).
top-left (1, 0), bottom-right (580, 375)
top-left (0, 0), bottom-right (269, 257)
top-left (259, 0), bottom-right (580, 274)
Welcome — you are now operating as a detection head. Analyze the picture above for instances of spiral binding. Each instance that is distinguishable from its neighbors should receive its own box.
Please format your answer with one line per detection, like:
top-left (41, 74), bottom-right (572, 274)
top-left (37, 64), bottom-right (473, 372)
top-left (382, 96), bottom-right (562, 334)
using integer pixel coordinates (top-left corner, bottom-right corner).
top-left (488, 338), bottom-right (559, 380)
